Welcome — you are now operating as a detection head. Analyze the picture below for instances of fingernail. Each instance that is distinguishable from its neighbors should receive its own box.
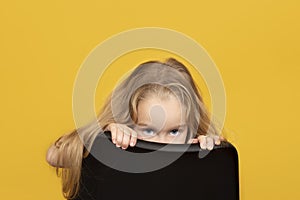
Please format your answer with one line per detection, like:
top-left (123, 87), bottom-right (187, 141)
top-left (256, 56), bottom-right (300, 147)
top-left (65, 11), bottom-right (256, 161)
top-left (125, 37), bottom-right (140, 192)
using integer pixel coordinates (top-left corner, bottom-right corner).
top-left (130, 142), bottom-right (134, 146)
top-left (116, 144), bottom-right (120, 147)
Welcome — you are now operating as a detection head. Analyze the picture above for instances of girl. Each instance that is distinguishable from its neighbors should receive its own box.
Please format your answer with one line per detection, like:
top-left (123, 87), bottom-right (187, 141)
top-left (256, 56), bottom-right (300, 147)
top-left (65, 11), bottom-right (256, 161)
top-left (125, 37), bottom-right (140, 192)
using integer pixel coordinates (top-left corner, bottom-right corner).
top-left (46, 58), bottom-right (226, 199)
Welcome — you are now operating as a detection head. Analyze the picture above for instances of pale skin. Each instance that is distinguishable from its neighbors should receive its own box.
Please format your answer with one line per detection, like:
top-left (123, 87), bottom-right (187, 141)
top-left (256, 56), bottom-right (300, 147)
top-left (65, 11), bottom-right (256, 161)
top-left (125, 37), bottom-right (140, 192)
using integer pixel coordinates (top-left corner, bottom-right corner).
top-left (106, 95), bottom-right (225, 150)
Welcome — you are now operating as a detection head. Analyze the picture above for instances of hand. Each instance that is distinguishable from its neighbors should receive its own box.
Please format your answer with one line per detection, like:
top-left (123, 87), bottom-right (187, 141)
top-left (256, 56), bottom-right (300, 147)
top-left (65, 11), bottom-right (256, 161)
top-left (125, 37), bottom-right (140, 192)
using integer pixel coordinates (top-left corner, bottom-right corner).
top-left (188, 134), bottom-right (226, 150)
top-left (105, 123), bottom-right (138, 150)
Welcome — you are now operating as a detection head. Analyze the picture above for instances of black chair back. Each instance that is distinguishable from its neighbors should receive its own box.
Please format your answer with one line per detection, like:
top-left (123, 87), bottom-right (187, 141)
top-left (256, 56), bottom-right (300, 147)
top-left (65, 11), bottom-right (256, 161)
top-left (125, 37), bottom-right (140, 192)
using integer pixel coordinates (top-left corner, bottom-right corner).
top-left (73, 131), bottom-right (239, 200)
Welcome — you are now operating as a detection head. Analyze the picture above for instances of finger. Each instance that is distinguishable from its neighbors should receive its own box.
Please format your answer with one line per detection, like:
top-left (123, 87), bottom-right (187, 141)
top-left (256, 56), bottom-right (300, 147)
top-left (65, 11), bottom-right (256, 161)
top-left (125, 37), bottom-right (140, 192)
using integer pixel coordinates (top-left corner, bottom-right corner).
top-left (198, 135), bottom-right (207, 149)
top-left (121, 128), bottom-right (130, 149)
top-left (109, 124), bottom-right (117, 144)
top-left (207, 137), bottom-right (214, 150)
top-left (116, 127), bottom-right (123, 148)
top-left (129, 130), bottom-right (138, 147)
top-left (220, 135), bottom-right (227, 141)
top-left (212, 135), bottom-right (221, 145)
top-left (215, 138), bottom-right (221, 145)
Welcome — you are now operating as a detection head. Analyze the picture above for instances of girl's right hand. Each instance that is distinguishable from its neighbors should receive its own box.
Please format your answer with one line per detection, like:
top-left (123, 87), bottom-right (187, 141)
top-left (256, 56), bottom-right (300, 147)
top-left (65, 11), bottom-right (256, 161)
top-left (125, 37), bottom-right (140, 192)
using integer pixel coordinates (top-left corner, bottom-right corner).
top-left (105, 123), bottom-right (138, 150)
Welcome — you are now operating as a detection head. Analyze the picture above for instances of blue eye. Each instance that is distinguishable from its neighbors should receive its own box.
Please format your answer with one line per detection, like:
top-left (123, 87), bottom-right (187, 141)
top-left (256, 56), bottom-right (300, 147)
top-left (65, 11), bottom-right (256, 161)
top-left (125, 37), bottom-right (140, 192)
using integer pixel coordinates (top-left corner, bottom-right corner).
top-left (170, 129), bottom-right (180, 136)
top-left (142, 129), bottom-right (155, 136)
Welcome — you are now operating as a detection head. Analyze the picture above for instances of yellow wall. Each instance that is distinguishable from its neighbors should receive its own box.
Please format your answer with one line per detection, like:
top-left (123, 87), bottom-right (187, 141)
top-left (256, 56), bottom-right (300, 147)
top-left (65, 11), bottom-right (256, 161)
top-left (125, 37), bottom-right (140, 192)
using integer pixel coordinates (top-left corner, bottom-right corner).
top-left (1, 1), bottom-right (299, 199)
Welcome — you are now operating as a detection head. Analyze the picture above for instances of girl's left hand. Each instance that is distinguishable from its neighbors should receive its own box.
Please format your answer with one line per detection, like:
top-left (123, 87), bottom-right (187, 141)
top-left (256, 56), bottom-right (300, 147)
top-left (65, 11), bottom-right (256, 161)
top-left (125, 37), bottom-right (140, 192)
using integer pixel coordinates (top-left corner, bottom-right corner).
top-left (189, 135), bottom-right (226, 150)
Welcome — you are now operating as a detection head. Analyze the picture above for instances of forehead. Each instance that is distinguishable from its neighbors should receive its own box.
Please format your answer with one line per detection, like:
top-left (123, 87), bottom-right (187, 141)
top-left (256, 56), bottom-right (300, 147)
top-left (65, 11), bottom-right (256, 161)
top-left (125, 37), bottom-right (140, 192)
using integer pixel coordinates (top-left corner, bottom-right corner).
top-left (136, 96), bottom-right (186, 126)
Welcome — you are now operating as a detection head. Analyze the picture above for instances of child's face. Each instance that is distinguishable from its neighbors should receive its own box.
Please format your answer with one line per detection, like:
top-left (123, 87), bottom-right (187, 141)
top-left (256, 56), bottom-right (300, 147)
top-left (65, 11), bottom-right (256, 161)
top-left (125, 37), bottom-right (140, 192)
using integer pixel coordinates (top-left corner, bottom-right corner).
top-left (133, 95), bottom-right (188, 144)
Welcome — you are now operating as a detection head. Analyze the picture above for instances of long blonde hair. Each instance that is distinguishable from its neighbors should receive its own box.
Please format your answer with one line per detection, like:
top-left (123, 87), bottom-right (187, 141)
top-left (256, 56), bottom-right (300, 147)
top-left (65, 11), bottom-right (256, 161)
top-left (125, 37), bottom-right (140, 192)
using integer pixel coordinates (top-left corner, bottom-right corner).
top-left (52, 58), bottom-right (223, 199)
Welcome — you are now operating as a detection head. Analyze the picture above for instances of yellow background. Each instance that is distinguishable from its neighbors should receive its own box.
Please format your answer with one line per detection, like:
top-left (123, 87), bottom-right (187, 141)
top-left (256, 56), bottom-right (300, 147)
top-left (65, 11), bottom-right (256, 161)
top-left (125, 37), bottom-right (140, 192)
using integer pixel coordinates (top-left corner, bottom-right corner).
top-left (1, 0), bottom-right (299, 199)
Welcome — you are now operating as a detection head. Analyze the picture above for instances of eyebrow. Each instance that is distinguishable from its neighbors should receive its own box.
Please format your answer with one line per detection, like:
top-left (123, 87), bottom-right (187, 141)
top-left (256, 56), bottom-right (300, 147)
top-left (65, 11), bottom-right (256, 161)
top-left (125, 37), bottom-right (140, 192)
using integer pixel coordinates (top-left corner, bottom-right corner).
top-left (137, 123), bottom-right (187, 130)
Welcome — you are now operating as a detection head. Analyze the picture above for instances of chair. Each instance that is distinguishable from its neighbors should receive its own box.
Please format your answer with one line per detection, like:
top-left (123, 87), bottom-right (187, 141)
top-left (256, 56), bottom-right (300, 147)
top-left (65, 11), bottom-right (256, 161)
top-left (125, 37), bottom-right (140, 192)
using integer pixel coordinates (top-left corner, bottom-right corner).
top-left (73, 131), bottom-right (239, 200)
